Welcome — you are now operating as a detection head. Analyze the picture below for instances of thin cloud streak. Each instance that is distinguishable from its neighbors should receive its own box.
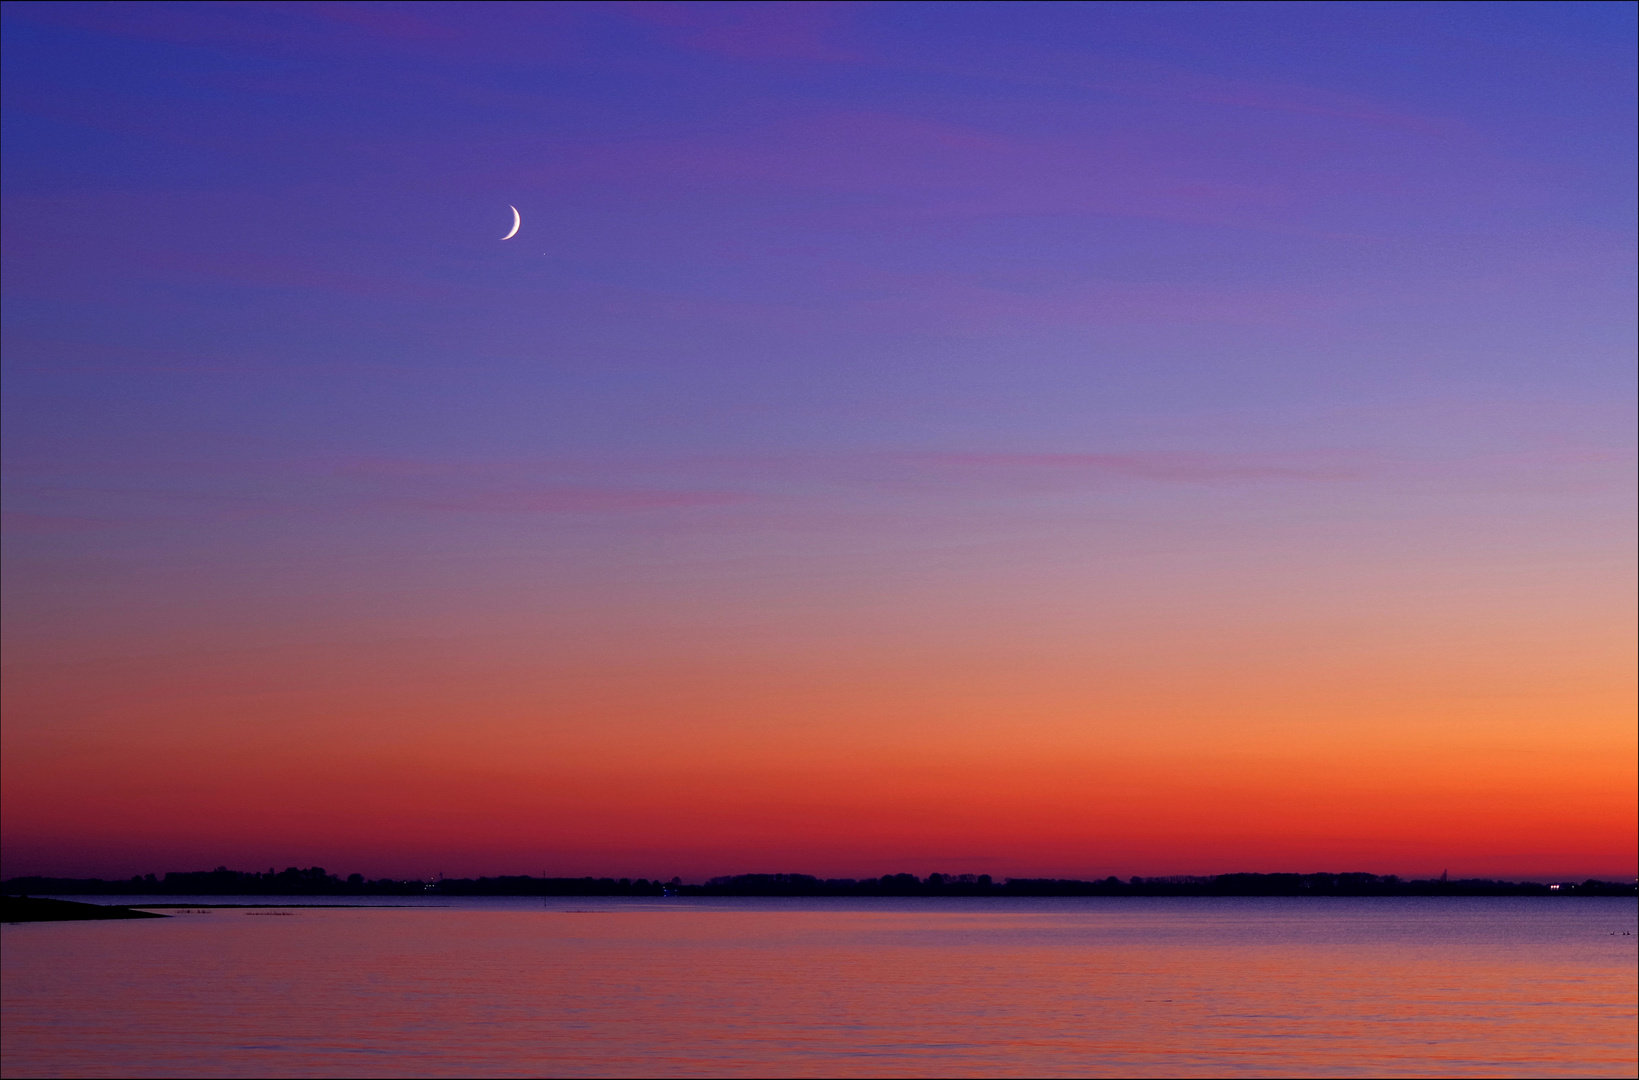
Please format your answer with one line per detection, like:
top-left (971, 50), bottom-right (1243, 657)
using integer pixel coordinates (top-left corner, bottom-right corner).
top-left (397, 489), bottom-right (752, 514)
top-left (911, 451), bottom-right (1369, 484)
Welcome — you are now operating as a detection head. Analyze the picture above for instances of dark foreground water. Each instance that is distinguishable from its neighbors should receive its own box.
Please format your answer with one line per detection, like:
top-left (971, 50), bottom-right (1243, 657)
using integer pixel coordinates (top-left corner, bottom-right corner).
top-left (3, 896), bottom-right (1634, 1077)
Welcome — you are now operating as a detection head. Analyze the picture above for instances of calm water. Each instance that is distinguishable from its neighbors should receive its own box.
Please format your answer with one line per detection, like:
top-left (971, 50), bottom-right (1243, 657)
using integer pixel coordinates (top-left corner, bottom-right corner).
top-left (3, 896), bottom-right (1634, 1077)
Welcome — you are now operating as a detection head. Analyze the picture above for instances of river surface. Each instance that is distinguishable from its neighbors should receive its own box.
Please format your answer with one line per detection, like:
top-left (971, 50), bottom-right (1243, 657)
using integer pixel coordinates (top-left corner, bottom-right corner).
top-left (3, 896), bottom-right (1634, 1077)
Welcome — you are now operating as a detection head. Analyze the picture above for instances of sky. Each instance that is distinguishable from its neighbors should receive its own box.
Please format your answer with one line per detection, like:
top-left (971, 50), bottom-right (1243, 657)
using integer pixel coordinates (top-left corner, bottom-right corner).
top-left (2, 1), bottom-right (1634, 883)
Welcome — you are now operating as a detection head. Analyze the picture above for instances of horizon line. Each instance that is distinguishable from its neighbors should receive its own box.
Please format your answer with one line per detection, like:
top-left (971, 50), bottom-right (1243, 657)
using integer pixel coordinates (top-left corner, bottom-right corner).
top-left (7, 867), bottom-right (1635, 889)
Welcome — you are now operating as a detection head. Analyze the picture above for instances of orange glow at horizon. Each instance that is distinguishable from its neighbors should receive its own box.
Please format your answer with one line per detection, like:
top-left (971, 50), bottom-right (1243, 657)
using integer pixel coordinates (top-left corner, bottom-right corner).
top-left (6, 550), bottom-right (1633, 882)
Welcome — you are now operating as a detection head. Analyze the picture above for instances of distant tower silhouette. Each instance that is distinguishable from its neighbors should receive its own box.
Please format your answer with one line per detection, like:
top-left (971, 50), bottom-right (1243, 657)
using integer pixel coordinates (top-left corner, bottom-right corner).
top-left (1440, 869), bottom-right (1448, 883)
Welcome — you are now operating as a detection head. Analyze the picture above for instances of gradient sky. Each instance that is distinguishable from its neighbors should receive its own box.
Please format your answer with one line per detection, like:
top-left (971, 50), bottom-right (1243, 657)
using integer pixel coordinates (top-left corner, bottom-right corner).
top-left (3, 1), bottom-right (1634, 882)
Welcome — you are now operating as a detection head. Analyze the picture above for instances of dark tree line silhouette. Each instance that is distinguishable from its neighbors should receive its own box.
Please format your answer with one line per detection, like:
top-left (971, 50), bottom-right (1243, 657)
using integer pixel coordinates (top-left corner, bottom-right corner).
top-left (5, 866), bottom-right (1633, 897)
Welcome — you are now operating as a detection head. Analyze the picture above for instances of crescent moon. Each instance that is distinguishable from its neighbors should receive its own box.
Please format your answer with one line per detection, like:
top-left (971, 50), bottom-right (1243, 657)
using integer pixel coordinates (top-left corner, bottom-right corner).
top-left (501, 206), bottom-right (520, 240)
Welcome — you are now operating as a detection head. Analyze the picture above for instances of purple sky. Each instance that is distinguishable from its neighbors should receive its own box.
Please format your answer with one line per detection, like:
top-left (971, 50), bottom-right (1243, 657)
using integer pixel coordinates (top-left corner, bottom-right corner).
top-left (2, 3), bottom-right (1634, 880)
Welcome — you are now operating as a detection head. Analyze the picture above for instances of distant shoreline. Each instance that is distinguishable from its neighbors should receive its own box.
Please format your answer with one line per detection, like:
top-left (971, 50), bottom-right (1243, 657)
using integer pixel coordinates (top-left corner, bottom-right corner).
top-left (6, 869), bottom-right (1634, 899)
top-left (1, 896), bottom-right (168, 923)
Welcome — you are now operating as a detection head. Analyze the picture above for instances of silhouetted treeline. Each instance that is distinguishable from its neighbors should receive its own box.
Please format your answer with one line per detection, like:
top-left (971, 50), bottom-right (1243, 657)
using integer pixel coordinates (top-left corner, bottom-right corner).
top-left (5, 866), bottom-right (1634, 897)
top-left (689, 872), bottom-right (1636, 897)
top-left (0, 866), bottom-right (677, 896)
